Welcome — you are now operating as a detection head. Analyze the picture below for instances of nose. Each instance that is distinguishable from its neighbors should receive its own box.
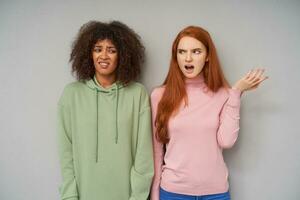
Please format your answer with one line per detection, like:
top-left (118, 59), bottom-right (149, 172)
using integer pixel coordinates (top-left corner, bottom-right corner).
top-left (99, 49), bottom-right (109, 59)
top-left (185, 52), bottom-right (192, 62)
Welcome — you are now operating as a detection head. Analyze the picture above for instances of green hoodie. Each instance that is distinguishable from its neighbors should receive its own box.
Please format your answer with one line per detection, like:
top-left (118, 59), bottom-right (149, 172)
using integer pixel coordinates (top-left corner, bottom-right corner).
top-left (57, 77), bottom-right (154, 200)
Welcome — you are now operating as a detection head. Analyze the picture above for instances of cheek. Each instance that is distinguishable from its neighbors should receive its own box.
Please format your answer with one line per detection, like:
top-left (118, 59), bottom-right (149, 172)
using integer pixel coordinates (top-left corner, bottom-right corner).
top-left (195, 55), bottom-right (207, 66)
top-left (178, 62), bottom-right (185, 71)
top-left (92, 54), bottom-right (97, 64)
top-left (111, 55), bottom-right (118, 66)
top-left (92, 53), bottom-right (98, 62)
top-left (177, 55), bottom-right (185, 68)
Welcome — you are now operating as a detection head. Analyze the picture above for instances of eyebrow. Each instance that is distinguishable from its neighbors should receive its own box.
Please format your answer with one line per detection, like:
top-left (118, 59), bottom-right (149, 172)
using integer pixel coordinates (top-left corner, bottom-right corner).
top-left (94, 45), bottom-right (116, 49)
top-left (177, 48), bottom-right (203, 51)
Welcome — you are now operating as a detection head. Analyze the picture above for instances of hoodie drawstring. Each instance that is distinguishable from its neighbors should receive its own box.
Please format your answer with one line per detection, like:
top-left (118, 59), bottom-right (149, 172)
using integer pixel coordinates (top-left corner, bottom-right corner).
top-left (94, 84), bottom-right (120, 162)
top-left (115, 86), bottom-right (119, 144)
top-left (96, 89), bottom-right (99, 162)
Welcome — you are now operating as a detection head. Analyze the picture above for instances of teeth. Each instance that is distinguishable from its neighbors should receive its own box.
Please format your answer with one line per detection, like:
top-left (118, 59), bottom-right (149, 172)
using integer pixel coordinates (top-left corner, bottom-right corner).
top-left (99, 62), bottom-right (109, 66)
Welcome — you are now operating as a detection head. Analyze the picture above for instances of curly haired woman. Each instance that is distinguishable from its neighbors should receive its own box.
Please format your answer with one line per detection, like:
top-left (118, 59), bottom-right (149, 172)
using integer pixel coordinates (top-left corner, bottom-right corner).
top-left (57, 21), bottom-right (154, 200)
top-left (150, 26), bottom-right (268, 200)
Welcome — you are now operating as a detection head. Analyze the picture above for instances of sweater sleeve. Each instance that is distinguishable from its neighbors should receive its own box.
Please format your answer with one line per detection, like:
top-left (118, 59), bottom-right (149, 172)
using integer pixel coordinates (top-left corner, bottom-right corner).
top-left (57, 91), bottom-right (79, 200)
top-left (129, 90), bottom-right (154, 200)
top-left (217, 88), bottom-right (242, 149)
top-left (150, 89), bottom-right (164, 200)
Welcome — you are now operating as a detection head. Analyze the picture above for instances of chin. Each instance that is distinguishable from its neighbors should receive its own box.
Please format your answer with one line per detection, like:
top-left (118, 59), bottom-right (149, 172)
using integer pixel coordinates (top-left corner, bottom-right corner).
top-left (96, 69), bottom-right (114, 75)
top-left (184, 74), bottom-right (198, 79)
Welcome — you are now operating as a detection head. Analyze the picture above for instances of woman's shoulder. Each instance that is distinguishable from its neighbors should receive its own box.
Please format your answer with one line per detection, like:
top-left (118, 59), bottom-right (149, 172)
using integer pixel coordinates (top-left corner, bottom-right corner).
top-left (63, 81), bottom-right (86, 91)
top-left (63, 81), bottom-right (87, 95)
top-left (127, 81), bottom-right (146, 90)
top-left (58, 81), bottom-right (85, 104)
top-left (150, 85), bottom-right (165, 101)
top-left (216, 86), bottom-right (230, 96)
top-left (125, 81), bottom-right (148, 96)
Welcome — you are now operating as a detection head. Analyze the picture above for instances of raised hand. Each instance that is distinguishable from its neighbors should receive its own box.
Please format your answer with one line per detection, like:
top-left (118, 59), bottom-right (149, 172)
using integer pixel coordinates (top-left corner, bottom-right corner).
top-left (232, 68), bottom-right (268, 92)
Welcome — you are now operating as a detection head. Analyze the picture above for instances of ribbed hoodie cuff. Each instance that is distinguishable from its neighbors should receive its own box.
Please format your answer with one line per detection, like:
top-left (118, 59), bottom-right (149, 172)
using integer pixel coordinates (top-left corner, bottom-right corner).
top-left (227, 88), bottom-right (242, 107)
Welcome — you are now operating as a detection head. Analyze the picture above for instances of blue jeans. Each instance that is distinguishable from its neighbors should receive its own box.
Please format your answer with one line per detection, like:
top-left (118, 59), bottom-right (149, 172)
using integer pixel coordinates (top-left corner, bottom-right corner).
top-left (159, 187), bottom-right (230, 200)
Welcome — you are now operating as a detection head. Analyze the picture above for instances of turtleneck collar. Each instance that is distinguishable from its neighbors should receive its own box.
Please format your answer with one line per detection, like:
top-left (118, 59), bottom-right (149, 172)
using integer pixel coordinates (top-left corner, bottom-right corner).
top-left (184, 73), bottom-right (213, 95)
top-left (185, 73), bottom-right (205, 87)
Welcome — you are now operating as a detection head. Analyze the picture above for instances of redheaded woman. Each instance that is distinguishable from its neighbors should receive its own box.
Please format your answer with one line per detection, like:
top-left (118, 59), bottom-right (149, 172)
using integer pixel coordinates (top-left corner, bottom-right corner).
top-left (150, 26), bottom-right (267, 200)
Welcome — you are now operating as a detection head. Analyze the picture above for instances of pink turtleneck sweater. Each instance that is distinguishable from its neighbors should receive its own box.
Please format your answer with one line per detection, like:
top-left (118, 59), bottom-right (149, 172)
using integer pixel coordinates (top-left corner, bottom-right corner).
top-left (150, 75), bottom-right (241, 200)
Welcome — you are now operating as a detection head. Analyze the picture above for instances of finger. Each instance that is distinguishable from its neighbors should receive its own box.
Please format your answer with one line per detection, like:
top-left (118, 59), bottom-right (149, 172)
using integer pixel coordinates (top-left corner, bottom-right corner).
top-left (247, 68), bottom-right (260, 81)
top-left (252, 68), bottom-right (265, 83)
top-left (245, 69), bottom-right (255, 81)
top-left (249, 68), bottom-right (264, 82)
top-left (251, 84), bottom-right (259, 90)
top-left (252, 76), bottom-right (268, 86)
top-left (248, 81), bottom-right (262, 90)
top-left (256, 68), bottom-right (265, 78)
top-left (247, 84), bottom-right (258, 91)
top-left (245, 69), bottom-right (253, 79)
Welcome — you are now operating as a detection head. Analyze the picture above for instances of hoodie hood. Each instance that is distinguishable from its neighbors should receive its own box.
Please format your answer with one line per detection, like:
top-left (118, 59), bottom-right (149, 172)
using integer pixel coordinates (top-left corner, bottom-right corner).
top-left (86, 76), bottom-right (124, 91)
top-left (86, 76), bottom-right (124, 162)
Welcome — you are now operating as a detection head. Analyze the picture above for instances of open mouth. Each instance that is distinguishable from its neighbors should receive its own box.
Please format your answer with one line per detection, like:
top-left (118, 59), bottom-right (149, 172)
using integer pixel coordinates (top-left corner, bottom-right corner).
top-left (98, 61), bottom-right (110, 68)
top-left (185, 65), bottom-right (194, 70)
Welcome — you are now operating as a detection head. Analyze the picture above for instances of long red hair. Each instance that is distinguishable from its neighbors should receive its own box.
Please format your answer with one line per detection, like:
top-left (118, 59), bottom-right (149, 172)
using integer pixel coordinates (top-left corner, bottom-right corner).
top-left (155, 26), bottom-right (229, 144)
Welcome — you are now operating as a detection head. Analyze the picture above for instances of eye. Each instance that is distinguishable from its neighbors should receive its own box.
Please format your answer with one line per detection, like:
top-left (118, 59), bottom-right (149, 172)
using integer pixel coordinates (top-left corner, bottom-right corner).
top-left (108, 48), bottom-right (117, 54)
top-left (193, 49), bottom-right (201, 54)
top-left (177, 49), bottom-right (185, 54)
top-left (93, 47), bottom-right (102, 53)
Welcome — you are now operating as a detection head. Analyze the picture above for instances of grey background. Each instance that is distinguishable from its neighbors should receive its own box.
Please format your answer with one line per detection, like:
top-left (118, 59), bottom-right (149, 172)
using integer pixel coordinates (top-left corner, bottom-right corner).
top-left (1, 0), bottom-right (299, 199)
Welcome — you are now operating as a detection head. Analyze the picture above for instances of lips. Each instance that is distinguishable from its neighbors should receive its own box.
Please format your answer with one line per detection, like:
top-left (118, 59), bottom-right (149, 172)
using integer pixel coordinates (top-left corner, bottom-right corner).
top-left (185, 64), bottom-right (194, 70)
top-left (98, 61), bottom-right (110, 69)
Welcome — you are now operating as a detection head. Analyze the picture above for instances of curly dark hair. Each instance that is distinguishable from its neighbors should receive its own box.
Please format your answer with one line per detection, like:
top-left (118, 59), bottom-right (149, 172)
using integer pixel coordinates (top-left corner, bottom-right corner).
top-left (70, 20), bottom-right (145, 84)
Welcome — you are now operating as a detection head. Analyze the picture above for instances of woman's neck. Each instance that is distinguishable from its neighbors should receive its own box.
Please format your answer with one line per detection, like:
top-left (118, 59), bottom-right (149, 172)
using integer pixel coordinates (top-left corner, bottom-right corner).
top-left (95, 73), bottom-right (116, 88)
top-left (184, 73), bottom-right (205, 86)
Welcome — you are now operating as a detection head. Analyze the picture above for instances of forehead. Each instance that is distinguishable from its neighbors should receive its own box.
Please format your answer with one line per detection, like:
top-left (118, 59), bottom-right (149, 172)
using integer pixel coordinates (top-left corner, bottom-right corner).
top-left (94, 39), bottom-right (115, 47)
top-left (177, 36), bottom-right (206, 49)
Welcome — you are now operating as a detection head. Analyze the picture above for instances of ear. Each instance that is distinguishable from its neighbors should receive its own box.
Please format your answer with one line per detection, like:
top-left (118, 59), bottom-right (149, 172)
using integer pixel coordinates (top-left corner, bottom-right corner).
top-left (205, 56), bottom-right (209, 62)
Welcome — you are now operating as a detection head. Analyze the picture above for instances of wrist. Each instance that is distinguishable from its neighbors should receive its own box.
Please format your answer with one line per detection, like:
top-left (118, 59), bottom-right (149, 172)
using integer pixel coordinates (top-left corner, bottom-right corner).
top-left (232, 85), bottom-right (243, 92)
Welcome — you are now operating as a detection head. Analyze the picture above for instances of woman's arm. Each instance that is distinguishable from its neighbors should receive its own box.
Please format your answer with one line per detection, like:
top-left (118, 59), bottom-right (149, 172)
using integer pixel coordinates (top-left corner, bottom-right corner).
top-left (150, 89), bottom-right (165, 200)
top-left (129, 88), bottom-right (154, 200)
top-left (217, 68), bottom-right (268, 148)
top-left (57, 102), bottom-right (79, 200)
